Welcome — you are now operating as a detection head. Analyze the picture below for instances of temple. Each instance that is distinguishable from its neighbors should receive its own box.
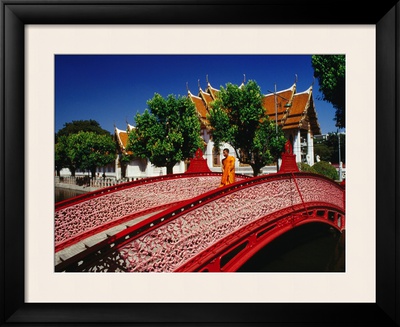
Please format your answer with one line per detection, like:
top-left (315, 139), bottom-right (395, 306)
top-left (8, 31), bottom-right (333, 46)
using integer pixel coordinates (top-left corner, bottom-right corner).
top-left (114, 79), bottom-right (321, 179)
top-left (262, 83), bottom-right (321, 164)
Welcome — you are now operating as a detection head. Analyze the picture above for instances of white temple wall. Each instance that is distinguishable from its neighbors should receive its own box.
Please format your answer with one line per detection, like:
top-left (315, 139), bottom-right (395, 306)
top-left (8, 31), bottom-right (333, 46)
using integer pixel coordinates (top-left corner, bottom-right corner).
top-left (115, 157), bottom-right (122, 180)
top-left (204, 132), bottom-right (214, 169)
top-left (124, 158), bottom-right (185, 178)
top-left (293, 130), bottom-right (302, 163)
top-left (125, 158), bottom-right (148, 178)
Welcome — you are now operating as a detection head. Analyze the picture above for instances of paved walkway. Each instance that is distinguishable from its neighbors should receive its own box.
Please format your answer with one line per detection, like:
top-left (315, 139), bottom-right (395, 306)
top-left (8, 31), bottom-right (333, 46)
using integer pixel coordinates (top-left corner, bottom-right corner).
top-left (55, 182), bottom-right (100, 193)
top-left (55, 210), bottom-right (164, 265)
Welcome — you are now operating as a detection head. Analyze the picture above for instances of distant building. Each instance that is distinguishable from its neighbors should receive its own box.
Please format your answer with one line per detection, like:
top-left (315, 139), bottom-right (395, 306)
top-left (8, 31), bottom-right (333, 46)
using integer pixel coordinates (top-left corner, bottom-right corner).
top-left (314, 134), bottom-right (328, 142)
top-left (114, 79), bottom-right (321, 179)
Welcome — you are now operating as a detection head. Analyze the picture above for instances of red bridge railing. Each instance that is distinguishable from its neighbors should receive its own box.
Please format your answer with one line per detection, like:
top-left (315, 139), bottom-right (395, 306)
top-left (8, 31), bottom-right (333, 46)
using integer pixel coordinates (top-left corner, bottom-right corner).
top-left (55, 173), bottom-right (250, 252)
top-left (55, 172), bottom-right (345, 272)
top-left (56, 172), bottom-right (250, 210)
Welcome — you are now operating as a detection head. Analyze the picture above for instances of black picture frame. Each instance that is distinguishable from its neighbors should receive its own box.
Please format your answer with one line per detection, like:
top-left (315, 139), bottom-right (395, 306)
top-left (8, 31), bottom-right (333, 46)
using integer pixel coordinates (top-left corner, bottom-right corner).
top-left (1, 1), bottom-right (398, 326)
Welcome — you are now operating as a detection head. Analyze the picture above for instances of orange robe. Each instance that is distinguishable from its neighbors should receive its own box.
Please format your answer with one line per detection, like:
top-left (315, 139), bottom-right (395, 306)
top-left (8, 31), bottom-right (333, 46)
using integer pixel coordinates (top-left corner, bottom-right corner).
top-left (219, 155), bottom-right (235, 187)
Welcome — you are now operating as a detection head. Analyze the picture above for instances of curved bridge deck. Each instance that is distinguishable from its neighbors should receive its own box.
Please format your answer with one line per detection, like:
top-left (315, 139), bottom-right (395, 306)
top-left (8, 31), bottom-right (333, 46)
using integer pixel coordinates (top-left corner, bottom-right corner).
top-left (55, 173), bottom-right (250, 262)
top-left (55, 172), bottom-right (345, 272)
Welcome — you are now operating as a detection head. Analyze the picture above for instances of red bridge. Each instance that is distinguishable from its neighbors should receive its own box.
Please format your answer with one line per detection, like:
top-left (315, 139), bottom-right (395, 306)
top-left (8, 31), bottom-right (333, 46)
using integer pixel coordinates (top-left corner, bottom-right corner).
top-left (55, 167), bottom-right (345, 272)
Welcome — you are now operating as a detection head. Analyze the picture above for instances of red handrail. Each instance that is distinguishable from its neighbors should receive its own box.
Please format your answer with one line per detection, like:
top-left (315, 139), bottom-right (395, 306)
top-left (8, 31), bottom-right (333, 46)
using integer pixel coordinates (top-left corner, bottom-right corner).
top-left (55, 172), bottom-right (344, 272)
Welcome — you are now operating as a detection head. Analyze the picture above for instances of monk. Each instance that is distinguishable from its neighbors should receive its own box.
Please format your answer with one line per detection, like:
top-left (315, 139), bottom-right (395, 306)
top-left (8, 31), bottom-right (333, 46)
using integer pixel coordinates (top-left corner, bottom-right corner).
top-left (219, 148), bottom-right (235, 187)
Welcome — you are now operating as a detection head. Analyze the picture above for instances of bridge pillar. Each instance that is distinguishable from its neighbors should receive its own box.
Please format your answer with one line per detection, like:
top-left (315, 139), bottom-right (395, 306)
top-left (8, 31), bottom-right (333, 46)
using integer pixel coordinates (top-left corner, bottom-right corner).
top-left (278, 140), bottom-right (299, 173)
top-left (185, 148), bottom-right (212, 173)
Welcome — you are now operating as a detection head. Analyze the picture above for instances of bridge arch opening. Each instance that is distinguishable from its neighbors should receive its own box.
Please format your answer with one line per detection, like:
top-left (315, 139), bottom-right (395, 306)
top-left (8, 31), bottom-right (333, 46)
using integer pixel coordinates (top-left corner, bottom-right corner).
top-left (236, 222), bottom-right (345, 272)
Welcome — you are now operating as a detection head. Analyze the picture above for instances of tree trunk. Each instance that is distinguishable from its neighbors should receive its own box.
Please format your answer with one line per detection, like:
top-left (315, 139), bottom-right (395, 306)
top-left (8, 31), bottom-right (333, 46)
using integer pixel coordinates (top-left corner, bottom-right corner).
top-left (251, 164), bottom-right (262, 177)
top-left (166, 163), bottom-right (175, 175)
top-left (121, 162), bottom-right (127, 178)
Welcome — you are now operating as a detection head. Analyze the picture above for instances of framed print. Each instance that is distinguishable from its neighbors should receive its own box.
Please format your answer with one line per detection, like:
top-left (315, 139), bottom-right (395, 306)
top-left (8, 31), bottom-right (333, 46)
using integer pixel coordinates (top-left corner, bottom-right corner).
top-left (1, 1), bottom-right (399, 325)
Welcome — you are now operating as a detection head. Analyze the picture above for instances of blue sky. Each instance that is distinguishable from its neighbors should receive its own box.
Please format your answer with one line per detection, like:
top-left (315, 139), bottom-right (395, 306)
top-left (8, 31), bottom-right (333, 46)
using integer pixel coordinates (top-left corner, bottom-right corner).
top-left (55, 54), bottom-right (340, 135)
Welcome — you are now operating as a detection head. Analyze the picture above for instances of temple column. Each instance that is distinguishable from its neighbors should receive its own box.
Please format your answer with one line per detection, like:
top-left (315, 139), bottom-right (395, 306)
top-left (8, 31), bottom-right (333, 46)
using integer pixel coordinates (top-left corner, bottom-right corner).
top-left (293, 130), bottom-right (302, 163)
top-left (206, 139), bottom-right (214, 169)
top-left (307, 128), bottom-right (314, 166)
top-left (115, 156), bottom-right (122, 180)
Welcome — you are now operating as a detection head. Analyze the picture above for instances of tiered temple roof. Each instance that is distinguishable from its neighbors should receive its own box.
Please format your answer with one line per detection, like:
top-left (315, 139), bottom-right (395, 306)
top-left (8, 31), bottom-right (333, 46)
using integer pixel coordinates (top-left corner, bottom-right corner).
top-left (114, 127), bottom-right (131, 155)
top-left (189, 81), bottom-right (321, 136)
top-left (188, 90), bottom-right (209, 129)
top-left (115, 79), bottom-right (321, 154)
top-left (187, 82), bottom-right (220, 130)
top-left (262, 84), bottom-right (296, 130)
top-left (263, 84), bottom-right (321, 135)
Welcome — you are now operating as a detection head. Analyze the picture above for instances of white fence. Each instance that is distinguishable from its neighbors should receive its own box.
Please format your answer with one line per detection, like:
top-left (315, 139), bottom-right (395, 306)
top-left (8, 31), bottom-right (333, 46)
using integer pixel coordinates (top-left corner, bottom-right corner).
top-left (55, 176), bottom-right (142, 189)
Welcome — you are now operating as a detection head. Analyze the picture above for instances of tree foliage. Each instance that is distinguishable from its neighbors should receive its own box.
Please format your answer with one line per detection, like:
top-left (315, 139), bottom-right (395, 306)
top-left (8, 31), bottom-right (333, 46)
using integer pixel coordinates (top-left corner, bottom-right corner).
top-left (311, 55), bottom-right (345, 128)
top-left (66, 131), bottom-right (116, 178)
top-left (127, 93), bottom-right (203, 174)
top-left (207, 80), bottom-right (286, 176)
top-left (55, 119), bottom-right (116, 177)
top-left (298, 161), bottom-right (338, 181)
top-left (314, 133), bottom-right (345, 164)
top-left (297, 162), bottom-right (317, 173)
top-left (55, 135), bottom-right (71, 176)
top-left (312, 161), bottom-right (339, 181)
top-left (56, 119), bottom-right (111, 141)
top-left (314, 142), bottom-right (333, 163)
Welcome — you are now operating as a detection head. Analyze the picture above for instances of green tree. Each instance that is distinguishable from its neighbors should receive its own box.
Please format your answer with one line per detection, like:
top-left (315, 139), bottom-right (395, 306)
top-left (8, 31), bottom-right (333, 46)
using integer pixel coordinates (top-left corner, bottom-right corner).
top-left (118, 152), bottom-right (135, 178)
top-left (314, 133), bottom-right (345, 164)
top-left (55, 119), bottom-right (114, 175)
top-left (67, 131), bottom-right (116, 178)
top-left (56, 119), bottom-right (111, 141)
top-left (314, 142), bottom-right (333, 162)
top-left (297, 162), bottom-right (317, 173)
top-left (311, 55), bottom-right (345, 128)
top-left (325, 132), bottom-right (346, 164)
top-left (55, 135), bottom-right (71, 176)
top-left (127, 93), bottom-right (203, 175)
top-left (208, 80), bottom-right (286, 176)
top-left (312, 161), bottom-right (339, 181)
